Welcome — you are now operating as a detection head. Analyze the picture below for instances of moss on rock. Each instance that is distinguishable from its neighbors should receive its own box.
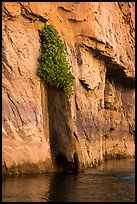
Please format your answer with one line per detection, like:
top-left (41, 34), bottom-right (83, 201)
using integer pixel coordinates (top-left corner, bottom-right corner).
top-left (37, 24), bottom-right (74, 98)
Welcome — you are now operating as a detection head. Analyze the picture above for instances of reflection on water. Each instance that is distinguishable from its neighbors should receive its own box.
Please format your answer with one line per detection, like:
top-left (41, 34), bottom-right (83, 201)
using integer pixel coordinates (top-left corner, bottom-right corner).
top-left (2, 159), bottom-right (135, 202)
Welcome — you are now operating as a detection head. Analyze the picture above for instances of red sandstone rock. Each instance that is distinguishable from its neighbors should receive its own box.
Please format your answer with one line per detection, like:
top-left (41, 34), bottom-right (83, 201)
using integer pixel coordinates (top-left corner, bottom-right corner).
top-left (2, 2), bottom-right (135, 175)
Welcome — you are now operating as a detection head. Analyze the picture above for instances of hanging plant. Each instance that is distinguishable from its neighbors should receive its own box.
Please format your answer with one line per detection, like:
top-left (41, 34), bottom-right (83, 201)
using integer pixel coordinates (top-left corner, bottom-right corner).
top-left (37, 24), bottom-right (74, 98)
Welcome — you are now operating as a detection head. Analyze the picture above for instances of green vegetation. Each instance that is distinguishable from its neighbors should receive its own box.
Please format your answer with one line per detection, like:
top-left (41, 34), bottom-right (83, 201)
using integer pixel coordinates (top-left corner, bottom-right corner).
top-left (37, 24), bottom-right (74, 98)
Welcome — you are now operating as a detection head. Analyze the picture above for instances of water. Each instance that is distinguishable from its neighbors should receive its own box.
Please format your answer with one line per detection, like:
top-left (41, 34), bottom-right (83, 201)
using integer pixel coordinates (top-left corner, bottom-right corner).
top-left (2, 159), bottom-right (135, 202)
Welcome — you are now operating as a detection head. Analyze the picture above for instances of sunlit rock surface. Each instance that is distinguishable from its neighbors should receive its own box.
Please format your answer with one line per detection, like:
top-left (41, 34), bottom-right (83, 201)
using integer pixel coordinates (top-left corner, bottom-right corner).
top-left (2, 2), bottom-right (135, 175)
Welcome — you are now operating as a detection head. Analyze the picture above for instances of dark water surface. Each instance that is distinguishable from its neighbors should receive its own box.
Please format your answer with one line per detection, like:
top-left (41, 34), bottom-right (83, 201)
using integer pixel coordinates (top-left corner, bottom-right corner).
top-left (2, 159), bottom-right (135, 202)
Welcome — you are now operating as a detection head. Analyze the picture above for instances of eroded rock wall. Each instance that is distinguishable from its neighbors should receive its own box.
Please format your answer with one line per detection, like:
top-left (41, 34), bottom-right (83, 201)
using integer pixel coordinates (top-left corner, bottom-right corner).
top-left (2, 2), bottom-right (135, 175)
top-left (2, 3), bottom-right (52, 174)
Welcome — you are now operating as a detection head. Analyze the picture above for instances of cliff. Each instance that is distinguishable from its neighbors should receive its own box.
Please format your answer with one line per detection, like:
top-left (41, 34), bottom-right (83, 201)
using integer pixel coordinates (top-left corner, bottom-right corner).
top-left (2, 2), bottom-right (135, 175)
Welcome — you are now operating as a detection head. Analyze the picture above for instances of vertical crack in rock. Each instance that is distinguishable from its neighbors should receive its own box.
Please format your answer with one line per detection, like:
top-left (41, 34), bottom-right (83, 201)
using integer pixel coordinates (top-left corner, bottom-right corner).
top-left (47, 85), bottom-right (79, 173)
top-left (7, 93), bottom-right (25, 126)
top-left (75, 43), bottom-right (83, 66)
top-left (73, 132), bottom-right (79, 142)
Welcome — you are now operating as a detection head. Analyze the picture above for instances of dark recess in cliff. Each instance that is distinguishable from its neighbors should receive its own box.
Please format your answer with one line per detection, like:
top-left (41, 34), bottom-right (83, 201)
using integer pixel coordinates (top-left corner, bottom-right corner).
top-left (47, 85), bottom-right (79, 173)
top-left (84, 45), bottom-right (135, 89)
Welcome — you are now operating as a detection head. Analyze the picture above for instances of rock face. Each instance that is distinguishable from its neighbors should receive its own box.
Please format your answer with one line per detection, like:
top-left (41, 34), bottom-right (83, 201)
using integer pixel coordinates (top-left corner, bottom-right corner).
top-left (2, 2), bottom-right (135, 175)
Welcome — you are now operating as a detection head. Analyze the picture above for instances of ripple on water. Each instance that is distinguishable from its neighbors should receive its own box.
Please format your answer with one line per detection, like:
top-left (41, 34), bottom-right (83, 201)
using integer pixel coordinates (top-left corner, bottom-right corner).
top-left (2, 159), bottom-right (135, 202)
top-left (121, 172), bottom-right (135, 182)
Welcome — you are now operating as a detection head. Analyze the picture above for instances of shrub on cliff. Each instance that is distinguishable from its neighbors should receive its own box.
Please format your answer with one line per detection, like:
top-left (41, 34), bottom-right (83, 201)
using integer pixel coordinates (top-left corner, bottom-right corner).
top-left (37, 24), bottom-right (74, 98)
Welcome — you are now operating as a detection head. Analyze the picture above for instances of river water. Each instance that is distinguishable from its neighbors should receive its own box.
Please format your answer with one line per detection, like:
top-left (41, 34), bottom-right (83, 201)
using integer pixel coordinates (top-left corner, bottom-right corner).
top-left (2, 159), bottom-right (135, 202)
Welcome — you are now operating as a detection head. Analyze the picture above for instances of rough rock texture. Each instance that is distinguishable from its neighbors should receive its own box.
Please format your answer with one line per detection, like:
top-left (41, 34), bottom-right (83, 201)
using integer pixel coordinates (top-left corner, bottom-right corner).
top-left (2, 2), bottom-right (135, 175)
